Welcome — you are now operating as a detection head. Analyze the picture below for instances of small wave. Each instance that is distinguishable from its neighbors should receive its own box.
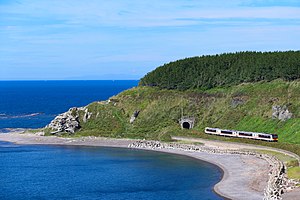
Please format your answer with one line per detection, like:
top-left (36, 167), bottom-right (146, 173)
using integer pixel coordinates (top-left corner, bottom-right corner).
top-left (0, 128), bottom-right (28, 134)
top-left (0, 113), bottom-right (43, 119)
top-left (0, 128), bottom-right (10, 133)
top-left (0, 145), bottom-right (20, 148)
top-left (18, 113), bottom-right (42, 117)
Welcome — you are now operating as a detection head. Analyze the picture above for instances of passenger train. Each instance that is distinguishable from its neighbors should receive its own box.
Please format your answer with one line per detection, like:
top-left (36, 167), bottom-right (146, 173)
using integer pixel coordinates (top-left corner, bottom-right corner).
top-left (204, 127), bottom-right (278, 142)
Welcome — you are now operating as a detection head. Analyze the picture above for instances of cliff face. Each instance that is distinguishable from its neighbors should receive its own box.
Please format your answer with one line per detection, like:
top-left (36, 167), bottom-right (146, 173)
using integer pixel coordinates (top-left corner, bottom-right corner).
top-left (46, 107), bottom-right (89, 134)
top-left (46, 79), bottom-right (300, 146)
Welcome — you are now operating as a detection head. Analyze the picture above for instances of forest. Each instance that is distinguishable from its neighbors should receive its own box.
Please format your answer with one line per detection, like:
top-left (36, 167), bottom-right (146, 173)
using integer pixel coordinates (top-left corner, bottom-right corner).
top-left (139, 51), bottom-right (300, 90)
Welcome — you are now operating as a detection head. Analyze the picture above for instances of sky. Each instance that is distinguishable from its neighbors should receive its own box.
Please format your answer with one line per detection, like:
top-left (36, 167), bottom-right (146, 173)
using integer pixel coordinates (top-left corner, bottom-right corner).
top-left (0, 0), bottom-right (300, 80)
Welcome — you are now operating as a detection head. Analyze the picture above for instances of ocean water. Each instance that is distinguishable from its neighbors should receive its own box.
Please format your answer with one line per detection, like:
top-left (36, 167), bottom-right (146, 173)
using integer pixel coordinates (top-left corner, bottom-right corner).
top-left (0, 80), bottom-right (223, 199)
top-left (0, 80), bottom-right (138, 129)
top-left (0, 141), bottom-right (223, 200)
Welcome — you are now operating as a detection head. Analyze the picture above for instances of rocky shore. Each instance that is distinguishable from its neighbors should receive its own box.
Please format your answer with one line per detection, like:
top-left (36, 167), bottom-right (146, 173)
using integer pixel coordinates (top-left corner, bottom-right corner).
top-left (129, 140), bottom-right (298, 200)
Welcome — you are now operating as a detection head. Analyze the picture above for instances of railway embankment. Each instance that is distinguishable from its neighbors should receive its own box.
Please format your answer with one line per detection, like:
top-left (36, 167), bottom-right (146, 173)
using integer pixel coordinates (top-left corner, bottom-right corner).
top-left (172, 136), bottom-right (300, 166)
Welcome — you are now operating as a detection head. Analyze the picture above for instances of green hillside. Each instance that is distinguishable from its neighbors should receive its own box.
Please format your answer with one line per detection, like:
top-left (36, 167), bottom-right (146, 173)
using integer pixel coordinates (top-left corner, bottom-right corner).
top-left (140, 51), bottom-right (300, 90)
top-left (54, 79), bottom-right (300, 155)
top-left (46, 51), bottom-right (300, 155)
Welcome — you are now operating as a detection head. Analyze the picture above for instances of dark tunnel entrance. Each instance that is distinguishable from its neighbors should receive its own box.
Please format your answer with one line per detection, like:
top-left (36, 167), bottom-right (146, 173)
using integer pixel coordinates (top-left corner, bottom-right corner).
top-left (182, 122), bottom-right (191, 129)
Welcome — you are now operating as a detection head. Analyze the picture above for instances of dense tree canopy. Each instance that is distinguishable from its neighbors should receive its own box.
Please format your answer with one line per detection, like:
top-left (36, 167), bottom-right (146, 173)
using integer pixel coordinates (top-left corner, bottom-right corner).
top-left (139, 51), bottom-right (300, 90)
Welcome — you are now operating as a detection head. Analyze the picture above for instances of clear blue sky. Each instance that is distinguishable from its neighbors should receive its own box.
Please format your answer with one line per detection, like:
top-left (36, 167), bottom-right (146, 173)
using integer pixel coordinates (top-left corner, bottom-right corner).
top-left (1, 0), bottom-right (299, 80)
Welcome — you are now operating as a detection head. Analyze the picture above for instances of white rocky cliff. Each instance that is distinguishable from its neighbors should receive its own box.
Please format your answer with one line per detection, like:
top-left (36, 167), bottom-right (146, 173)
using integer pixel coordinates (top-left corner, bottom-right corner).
top-left (46, 107), bottom-right (92, 134)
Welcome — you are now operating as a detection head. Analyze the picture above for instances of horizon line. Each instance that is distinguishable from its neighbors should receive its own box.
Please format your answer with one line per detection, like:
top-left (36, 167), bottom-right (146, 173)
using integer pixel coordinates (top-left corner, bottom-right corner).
top-left (0, 79), bottom-right (140, 81)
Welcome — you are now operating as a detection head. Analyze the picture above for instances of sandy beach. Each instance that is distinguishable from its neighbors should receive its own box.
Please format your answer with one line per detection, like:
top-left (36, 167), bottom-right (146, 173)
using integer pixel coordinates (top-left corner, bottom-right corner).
top-left (0, 132), bottom-right (298, 200)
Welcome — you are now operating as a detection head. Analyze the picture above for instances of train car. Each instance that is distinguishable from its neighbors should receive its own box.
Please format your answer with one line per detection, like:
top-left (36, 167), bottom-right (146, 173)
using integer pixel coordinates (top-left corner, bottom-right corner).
top-left (204, 127), bottom-right (237, 137)
top-left (254, 133), bottom-right (278, 142)
top-left (204, 127), bottom-right (278, 142)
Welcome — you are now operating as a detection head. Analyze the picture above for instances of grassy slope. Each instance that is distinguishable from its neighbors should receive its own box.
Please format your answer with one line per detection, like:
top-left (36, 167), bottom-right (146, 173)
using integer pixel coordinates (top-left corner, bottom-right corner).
top-left (73, 79), bottom-right (300, 155)
top-left (288, 167), bottom-right (300, 181)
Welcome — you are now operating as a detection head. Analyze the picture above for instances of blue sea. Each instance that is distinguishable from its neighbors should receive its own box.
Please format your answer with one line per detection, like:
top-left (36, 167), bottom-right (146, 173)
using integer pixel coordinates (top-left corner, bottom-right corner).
top-left (0, 81), bottom-right (138, 129)
top-left (0, 81), bottom-right (223, 200)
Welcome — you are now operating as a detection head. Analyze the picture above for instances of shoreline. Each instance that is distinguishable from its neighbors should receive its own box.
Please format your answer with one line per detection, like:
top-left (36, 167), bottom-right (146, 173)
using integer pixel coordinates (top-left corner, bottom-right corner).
top-left (0, 132), bottom-right (297, 200)
top-left (137, 147), bottom-right (230, 199)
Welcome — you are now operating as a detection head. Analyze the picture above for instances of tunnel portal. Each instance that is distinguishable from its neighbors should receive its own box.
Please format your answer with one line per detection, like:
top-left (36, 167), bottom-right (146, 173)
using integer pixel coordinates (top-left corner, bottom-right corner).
top-left (182, 122), bottom-right (191, 129)
top-left (179, 117), bottom-right (195, 129)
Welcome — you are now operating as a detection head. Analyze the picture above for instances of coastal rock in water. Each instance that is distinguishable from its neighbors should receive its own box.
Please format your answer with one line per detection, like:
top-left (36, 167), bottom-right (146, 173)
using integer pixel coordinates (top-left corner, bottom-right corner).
top-left (46, 107), bottom-right (81, 134)
top-left (272, 105), bottom-right (292, 121)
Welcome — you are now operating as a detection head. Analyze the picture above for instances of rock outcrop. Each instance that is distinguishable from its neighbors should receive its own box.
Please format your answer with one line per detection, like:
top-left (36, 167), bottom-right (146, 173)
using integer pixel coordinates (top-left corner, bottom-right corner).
top-left (82, 108), bottom-right (92, 123)
top-left (130, 110), bottom-right (140, 123)
top-left (46, 107), bottom-right (81, 134)
top-left (47, 107), bottom-right (93, 134)
top-left (231, 97), bottom-right (245, 108)
top-left (272, 105), bottom-right (292, 121)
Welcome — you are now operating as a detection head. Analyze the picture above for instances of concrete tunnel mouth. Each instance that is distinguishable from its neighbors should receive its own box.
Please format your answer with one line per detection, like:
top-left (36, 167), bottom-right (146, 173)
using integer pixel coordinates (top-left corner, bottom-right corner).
top-left (182, 122), bottom-right (191, 129)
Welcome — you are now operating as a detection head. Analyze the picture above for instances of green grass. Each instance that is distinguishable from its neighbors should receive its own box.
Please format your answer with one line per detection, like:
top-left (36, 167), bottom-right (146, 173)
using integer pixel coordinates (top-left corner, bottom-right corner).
top-left (254, 150), bottom-right (296, 163)
top-left (287, 167), bottom-right (300, 181)
top-left (53, 79), bottom-right (300, 156)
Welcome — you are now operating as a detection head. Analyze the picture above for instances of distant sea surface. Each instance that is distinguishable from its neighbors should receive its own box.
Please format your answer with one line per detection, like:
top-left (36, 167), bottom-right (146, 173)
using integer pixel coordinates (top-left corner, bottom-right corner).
top-left (0, 80), bottom-right (138, 129)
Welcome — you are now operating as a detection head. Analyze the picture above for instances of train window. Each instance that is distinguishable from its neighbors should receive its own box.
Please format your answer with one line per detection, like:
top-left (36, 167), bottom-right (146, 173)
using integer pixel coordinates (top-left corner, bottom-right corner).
top-left (238, 132), bottom-right (252, 136)
top-left (272, 135), bottom-right (278, 139)
top-left (258, 134), bottom-right (271, 139)
top-left (206, 129), bottom-right (216, 132)
top-left (221, 130), bottom-right (232, 134)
